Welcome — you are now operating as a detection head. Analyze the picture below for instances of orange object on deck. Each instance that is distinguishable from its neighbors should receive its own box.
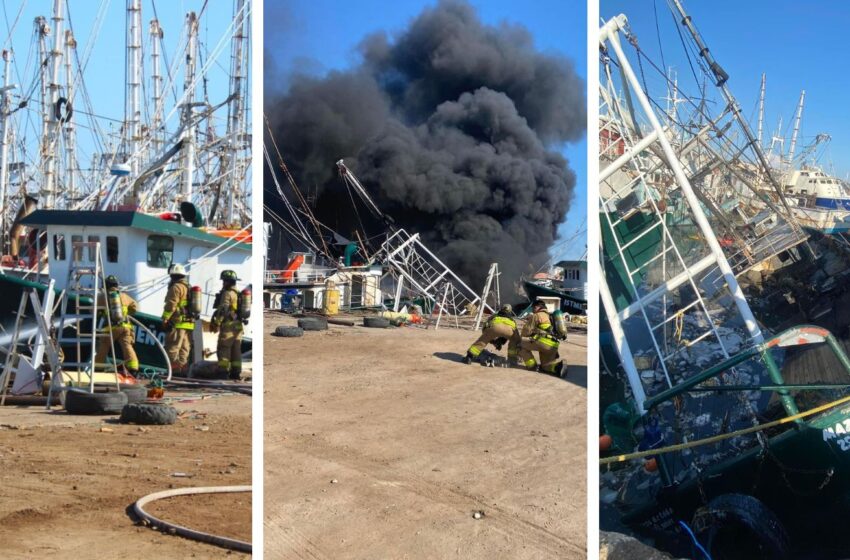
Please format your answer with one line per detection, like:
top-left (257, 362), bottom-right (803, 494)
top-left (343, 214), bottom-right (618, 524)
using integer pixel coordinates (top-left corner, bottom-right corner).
top-left (280, 254), bottom-right (304, 282)
top-left (599, 434), bottom-right (613, 451)
top-left (208, 229), bottom-right (253, 243)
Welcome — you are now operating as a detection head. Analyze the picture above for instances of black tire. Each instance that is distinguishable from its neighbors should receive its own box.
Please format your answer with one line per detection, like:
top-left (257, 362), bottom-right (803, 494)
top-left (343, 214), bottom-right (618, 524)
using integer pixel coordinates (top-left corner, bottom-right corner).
top-left (93, 383), bottom-right (148, 404)
top-left (298, 317), bottom-right (328, 331)
top-left (693, 493), bottom-right (791, 560)
top-left (119, 402), bottom-right (178, 425)
top-left (363, 317), bottom-right (390, 329)
top-left (64, 388), bottom-right (128, 415)
top-left (273, 326), bottom-right (303, 337)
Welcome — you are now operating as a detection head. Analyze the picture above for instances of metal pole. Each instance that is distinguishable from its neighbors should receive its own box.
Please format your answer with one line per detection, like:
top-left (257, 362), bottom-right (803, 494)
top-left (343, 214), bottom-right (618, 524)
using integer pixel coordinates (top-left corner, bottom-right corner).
top-left (0, 50), bottom-right (13, 250)
top-left (757, 73), bottom-right (765, 147)
top-left (43, 0), bottom-right (64, 208)
top-left (126, 0), bottom-right (142, 176)
top-left (149, 19), bottom-right (163, 163)
top-left (63, 31), bottom-right (76, 208)
top-left (181, 12), bottom-right (198, 201)
top-left (225, 0), bottom-right (247, 225)
top-left (788, 90), bottom-right (805, 166)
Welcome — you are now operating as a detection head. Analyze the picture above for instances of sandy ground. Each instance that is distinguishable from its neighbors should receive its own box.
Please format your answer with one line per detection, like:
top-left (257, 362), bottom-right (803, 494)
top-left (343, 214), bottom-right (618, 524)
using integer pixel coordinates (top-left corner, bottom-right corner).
top-left (264, 313), bottom-right (587, 559)
top-left (0, 384), bottom-right (252, 559)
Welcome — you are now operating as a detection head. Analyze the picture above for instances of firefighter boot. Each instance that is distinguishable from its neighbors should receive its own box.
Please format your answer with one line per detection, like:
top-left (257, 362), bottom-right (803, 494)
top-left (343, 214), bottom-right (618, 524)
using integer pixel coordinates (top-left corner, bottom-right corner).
top-left (462, 351), bottom-right (475, 365)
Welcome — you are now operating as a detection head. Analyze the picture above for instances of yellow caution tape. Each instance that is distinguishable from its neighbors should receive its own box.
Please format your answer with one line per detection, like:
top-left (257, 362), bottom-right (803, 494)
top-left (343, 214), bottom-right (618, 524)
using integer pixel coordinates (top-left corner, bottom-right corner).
top-left (600, 393), bottom-right (850, 465)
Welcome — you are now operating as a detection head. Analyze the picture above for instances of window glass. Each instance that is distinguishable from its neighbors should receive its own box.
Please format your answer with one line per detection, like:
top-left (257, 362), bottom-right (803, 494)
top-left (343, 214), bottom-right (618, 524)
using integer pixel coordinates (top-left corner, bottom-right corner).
top-left (147, 235), bottom-right (173, 268)
top-left (71, 235), bottom-right (83, 261)
top-left (53, 234), bottom-right (66, 261)
top-left (88, 235), bottom-right (100, 261)
top-left (106, 236), bottom-right (119, 263)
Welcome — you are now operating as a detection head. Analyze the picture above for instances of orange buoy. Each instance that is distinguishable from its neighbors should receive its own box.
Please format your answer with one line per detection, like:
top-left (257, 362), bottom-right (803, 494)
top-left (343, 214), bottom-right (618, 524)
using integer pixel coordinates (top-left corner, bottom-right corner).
top-left (644, 458), bottom-right (658, 472)
top-left (599, 434), bottom-right (613, 451)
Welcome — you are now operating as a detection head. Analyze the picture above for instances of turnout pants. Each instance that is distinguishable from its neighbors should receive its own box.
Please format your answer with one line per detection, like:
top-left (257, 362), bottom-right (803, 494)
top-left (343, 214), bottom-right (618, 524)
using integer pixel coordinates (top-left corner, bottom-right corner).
top-left (217, 329), bottom-right (243, 378)
top-left (95, 325), bottom-right (139, 371)
top-left (165, 328), bottom-right (193, 371)
top-left (517, 337), bottom-right (562, 373)
top-left (468, 323), bottom-right (521, 360)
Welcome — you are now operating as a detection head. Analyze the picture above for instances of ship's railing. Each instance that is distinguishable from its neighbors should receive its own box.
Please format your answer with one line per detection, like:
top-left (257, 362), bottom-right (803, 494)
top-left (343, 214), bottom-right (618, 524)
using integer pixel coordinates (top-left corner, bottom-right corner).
top-left (264, 267), bottom-right (338, 285)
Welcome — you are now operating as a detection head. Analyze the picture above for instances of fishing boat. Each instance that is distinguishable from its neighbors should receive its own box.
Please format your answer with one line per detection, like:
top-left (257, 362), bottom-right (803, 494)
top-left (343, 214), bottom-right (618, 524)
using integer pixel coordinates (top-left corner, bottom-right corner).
top-left (599, 4), bottom-right (850, 557)
top-left (0, 1), bottom-right (253, 377)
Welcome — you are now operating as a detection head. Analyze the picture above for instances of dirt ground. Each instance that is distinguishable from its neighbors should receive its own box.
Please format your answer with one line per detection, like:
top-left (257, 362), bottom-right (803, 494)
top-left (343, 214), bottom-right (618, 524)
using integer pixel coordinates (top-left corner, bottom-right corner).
top-left (0, 385), bottom-right (252, 559)
top-left (264, 313), bottom-right (587, 559)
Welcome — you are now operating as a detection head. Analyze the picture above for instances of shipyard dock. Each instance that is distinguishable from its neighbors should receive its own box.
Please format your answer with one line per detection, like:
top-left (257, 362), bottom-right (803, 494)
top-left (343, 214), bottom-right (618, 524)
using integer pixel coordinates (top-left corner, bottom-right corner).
top-left (264, 312), bottom-right (587, 558)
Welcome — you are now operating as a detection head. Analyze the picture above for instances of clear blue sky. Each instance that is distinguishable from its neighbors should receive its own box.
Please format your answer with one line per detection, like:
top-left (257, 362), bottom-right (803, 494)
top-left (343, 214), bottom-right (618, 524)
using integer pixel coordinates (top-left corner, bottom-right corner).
top-left (266, 0), bottom-right (587, 262)
top-left (2, 1), bottom-right (240, 179)
top-left (602, 0), bottom-right (850, 178)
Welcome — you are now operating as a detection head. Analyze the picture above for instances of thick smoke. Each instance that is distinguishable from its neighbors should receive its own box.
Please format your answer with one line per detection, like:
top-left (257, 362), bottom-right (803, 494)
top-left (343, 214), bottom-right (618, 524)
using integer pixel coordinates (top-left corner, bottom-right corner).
top-left (267, 0), bottom-right (585, 290)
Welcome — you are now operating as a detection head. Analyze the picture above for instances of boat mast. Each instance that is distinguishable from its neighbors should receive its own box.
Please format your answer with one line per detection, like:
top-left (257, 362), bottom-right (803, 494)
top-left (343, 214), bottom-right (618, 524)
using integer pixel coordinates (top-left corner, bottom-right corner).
top-left (225, 0), bottom-right (248, 225)
top-left (125, 0), bottom-right (142, 177)
top-left (149, 18), bottom-right (163, 163)
top-left (63, 31), bottom-right (77, 207)
top-left (0, 50), bottom-right (14, 250)
top-left (757, 73), bottom-right (765, 147)
top-left (42, 0), bottom-right (64, 209)
top-left (788, 89), bottom-right (805, 167)
top-left (180, 12), bottom-right (198, 202)
top-left (670, 0), bottom-right (793, 213)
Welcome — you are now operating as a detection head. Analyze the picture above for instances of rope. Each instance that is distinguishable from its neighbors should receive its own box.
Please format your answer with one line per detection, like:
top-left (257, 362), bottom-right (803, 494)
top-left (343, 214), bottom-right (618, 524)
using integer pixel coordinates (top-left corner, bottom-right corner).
top-left (600, 393), bottom-right (850, 465)
top-left (133, 485), bottom-right (251, 553)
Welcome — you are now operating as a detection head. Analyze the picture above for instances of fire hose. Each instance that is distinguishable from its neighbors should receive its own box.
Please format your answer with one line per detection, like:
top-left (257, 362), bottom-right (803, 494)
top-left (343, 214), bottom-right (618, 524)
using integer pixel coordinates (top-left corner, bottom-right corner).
top-left (133, 485), bottom-right (252, 553)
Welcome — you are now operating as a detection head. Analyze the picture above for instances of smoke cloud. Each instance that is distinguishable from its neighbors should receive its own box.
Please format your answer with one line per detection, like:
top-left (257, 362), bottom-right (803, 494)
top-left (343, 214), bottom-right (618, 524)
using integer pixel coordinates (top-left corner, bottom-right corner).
top-left (266, 0), bottom-right (585, 291)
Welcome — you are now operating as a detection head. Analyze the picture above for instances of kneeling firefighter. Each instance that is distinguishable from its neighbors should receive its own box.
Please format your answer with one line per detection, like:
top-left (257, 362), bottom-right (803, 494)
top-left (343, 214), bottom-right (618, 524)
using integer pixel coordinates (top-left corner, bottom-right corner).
top-left (211, 270), bottom-right (250, 380)
top-left (95, 275), bottom-right (139, 375)
top-left (464, 304), bottom-right (521, 365)
top-left (517, 299), bottom-right (567, 377)
top-left (162, 263), bottom-right (195, 374)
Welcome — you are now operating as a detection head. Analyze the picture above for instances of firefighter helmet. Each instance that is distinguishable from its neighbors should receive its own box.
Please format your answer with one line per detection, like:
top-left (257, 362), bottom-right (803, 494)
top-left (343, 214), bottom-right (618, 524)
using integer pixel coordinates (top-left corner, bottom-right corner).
top-left (499, 304), bottom-right (514, 317)
top-left (220, 269), bottom-right (239, 282)
top-left (105, 275), bottom-right (119, 289)
top-left (169, 263), bottom-right (187, 277)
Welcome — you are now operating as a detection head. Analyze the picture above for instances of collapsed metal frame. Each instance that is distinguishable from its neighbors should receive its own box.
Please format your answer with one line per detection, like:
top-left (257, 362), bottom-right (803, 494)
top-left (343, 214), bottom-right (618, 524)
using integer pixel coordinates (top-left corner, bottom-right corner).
top-left (599, 14), bottom-right (796, 415)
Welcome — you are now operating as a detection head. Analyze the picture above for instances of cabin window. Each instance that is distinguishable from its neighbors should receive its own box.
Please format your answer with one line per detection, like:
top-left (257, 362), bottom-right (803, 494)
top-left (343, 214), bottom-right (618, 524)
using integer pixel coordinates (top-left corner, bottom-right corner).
top-left (71, 235), bottom-right (83, 261)
top-left (53, 235), bottom-right (66, 261)
top-left (87, 235), bottom-right (100, 261)
top-left (147, 235), bottom-right (173, 268)
top-left (106, 236), bottom-right (119, 262)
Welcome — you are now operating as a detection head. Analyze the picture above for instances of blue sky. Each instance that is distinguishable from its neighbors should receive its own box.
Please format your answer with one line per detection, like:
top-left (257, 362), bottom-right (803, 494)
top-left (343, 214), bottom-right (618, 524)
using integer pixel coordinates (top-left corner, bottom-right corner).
top-left (1, 1), bottom-right (240, 178)
top-left (602, 0), bottom-right (850, 178)
top-left (266, 0), bottom-right (587, 261)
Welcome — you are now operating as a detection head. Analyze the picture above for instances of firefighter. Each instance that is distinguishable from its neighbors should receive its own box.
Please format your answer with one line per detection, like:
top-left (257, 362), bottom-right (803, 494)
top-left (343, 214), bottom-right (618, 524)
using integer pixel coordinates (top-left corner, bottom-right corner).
top-left (517, 299), bottom-right (566, 377)
top-left (95, 275), bottom-right (140, 375)
top-left (210, 270), bottom-right (245, 380)
top-left (463, 304), bottom-right (521, 365)
top-left (162, 263), bottom-right (194, 374)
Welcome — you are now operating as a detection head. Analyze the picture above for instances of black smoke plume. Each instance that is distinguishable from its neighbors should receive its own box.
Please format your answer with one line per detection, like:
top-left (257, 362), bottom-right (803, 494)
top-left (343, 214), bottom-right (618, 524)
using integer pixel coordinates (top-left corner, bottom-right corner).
top-left (265, 0), bottom-right (585, 291)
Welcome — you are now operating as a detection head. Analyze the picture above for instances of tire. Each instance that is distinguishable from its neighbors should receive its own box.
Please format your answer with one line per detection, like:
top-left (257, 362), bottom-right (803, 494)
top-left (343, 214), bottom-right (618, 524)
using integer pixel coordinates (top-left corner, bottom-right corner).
top-left (119, 402), bottom-right (178, 425)
top-left (93, 383), bottom-right (148, 404)
top-left (273, 326), bottom-right (303, 337)
top-left (64, 388), bottom-right (128, 415)
top-left (363, 317), bottom-right (390, 329)
top-left (298, 317), bottom-right (328, 331)
top-left (693, 493), bottom-right (791, 560)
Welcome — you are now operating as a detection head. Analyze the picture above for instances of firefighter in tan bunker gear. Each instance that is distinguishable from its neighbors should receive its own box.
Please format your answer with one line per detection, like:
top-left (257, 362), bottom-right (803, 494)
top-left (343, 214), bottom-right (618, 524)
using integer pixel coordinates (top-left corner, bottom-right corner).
top-left (211, 270), bottom-right (243, 380)
top-left (94, 275), bottom-right (139, 375)
top-left (463, 304), bottom-right (521, 365)
top-left (517, 299), bottom-right (566, 377)
top-left (162, 263), bottom-right (194, 374)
